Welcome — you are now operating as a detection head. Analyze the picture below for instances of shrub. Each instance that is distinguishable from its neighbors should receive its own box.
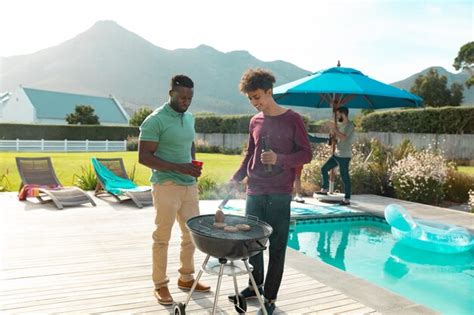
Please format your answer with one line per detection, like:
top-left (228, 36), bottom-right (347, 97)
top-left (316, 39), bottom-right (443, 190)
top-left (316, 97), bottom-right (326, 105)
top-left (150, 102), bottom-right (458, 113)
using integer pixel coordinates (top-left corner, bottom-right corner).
top-left (73, 165), bottom-right (98, 191)
top-left (359, 107), bottom-right (474, 134)
top-left (389, 150), bottom-right (448, 205)
top-left (469, 190), bottom-right (474, 212)
top-left (194, 138), bottom-right (242, 155)
top-left (302, 144), bottom-right (333, 187)
top-left (129, 107), bottom-right (153, 127)
top-left (444, 169), bottom-right (474, 203)
top-left (127, 164), bottom-right (137, 182)
top-left (127, 136), bottom-right (139, 151)
top-left (0, 123), bottom-right (139, 140)
top-left (349, 144), bottom-right (380, 195)
top-left (195, 115), bottom-right (252, 133)
top-left (198, 176), bottom-right (218, 199)
top-left (0, 170), bottom-right (11, 192)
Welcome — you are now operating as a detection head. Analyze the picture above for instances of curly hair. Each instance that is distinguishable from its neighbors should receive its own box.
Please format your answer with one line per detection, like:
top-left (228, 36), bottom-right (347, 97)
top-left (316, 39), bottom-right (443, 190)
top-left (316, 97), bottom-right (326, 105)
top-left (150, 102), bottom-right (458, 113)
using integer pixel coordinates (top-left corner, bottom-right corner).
top-left (239, 68), bottom-right (276, 93)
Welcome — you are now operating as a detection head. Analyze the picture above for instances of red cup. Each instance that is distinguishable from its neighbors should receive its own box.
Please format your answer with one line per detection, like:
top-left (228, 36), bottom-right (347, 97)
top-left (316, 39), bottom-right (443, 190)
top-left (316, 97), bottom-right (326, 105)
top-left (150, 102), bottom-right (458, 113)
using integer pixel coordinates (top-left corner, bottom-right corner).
top-left (192, 160), bottom-right (203, 167)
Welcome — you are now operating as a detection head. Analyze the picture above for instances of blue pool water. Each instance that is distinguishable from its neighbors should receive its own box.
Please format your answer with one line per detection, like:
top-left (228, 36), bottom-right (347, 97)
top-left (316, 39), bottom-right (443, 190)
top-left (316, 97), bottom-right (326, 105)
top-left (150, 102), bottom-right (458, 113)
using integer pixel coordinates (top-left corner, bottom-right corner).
top-left (222, 200), bottom-right (359, 216)
top-left (287, 217), bottom-right (474, 315)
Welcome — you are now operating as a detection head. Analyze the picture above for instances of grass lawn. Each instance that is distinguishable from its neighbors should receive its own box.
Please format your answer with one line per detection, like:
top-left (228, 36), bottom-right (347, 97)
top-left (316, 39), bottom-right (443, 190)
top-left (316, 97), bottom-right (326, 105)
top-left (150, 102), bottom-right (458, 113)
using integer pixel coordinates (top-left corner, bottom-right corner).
top-left (458, 166), bottom-right (474, 176)
top-left (0, 152), bottom-right (242, 192)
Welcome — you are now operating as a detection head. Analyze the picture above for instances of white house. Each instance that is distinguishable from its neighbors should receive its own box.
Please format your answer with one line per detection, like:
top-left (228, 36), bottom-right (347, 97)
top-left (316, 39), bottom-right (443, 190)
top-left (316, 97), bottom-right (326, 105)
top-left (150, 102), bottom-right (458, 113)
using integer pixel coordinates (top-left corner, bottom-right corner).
top-left (1, 86), bottom-right (130, 126)
top-left (0, 92), bottom-right (11, 119)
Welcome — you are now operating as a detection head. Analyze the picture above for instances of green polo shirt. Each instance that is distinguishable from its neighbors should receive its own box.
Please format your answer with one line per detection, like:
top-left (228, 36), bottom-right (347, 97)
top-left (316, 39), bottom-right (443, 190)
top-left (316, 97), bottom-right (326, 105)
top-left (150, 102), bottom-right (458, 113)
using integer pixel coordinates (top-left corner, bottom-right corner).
top-left (139, 103), bottom-right (196, 185)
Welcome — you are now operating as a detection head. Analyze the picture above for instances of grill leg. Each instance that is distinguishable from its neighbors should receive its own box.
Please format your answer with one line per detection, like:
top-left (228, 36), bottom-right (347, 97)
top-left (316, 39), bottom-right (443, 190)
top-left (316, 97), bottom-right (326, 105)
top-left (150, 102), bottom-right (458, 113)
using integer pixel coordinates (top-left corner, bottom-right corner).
top-left (243, 259), bottom-right (267, 315)
top-left (184, 254), bottom-right (210, 306)
top-left (212, 260), bottom-right (226, 315)
top-left (232, 274), bottom-right (241, 308)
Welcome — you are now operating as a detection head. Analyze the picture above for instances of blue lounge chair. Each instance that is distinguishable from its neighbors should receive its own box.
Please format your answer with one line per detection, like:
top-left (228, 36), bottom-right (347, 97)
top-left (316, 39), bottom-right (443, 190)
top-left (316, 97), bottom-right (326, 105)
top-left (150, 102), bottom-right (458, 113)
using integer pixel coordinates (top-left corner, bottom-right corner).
top-left (92, 157), bottom-right (152, 208)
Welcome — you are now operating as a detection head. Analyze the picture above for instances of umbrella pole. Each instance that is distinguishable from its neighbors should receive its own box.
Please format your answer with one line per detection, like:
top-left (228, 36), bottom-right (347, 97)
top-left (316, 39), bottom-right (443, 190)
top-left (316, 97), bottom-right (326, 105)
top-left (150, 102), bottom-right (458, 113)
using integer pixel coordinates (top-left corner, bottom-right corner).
top-left (329, 98), bottom-right (338, 194)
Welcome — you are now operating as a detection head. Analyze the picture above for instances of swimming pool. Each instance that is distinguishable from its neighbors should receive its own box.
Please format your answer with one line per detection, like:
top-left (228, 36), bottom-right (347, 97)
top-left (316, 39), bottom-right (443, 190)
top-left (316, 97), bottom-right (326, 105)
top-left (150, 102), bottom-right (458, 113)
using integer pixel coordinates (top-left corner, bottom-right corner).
top-left (287, 216), bottom-right (474, 315)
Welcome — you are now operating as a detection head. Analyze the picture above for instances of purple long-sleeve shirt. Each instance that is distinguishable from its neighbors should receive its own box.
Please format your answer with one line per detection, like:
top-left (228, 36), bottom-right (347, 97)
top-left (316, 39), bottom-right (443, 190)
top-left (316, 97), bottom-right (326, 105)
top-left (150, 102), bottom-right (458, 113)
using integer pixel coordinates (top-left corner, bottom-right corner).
top-left (232, 109), bottom-right (312, 195)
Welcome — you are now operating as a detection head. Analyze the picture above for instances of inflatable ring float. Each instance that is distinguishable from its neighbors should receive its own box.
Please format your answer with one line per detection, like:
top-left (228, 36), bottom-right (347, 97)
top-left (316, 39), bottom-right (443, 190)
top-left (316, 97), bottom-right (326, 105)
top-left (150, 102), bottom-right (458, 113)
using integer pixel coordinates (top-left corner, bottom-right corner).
top-left (384, 204), bottom-right (473, 254)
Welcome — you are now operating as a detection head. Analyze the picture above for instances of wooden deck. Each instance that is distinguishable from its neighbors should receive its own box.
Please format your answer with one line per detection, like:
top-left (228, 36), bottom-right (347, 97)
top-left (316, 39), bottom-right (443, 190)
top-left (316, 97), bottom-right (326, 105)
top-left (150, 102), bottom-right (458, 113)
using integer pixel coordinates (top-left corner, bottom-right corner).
top-left (0, 192), bottom-right (381, 314)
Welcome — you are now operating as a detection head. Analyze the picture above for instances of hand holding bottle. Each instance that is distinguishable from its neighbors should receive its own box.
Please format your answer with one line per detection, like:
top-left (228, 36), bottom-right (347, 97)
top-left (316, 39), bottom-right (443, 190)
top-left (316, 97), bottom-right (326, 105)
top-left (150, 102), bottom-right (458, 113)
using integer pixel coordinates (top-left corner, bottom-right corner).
top-left (261, 136), bottom-right (275, 172)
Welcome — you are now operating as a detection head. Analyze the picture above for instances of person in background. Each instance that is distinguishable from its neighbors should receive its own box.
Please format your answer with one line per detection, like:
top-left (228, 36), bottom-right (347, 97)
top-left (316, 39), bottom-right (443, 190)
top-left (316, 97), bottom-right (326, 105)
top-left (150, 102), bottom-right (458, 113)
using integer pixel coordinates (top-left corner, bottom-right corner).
top-left (293, 134), bottom-right (328, 203)
top-left (229, 68), bottom-right (312, 315)
top-left (138, 75), bottom-right (210, 306)
top-left (316, 106), bottom-right (355, 205)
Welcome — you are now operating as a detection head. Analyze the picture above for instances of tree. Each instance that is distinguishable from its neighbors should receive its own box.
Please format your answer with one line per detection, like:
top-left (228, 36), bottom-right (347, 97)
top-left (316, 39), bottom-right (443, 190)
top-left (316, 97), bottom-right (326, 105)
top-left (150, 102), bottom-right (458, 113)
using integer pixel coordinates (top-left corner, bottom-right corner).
top-left (449, 82), bottom-right (464, 106)
top-left (129, 107), bottom-right (153, 126)
top-left (410, 68), bottom-right (463, 107)
top-left (453, 41), bottom-right (474, 88)
top-left (66, 105), bottom-right (100, 125)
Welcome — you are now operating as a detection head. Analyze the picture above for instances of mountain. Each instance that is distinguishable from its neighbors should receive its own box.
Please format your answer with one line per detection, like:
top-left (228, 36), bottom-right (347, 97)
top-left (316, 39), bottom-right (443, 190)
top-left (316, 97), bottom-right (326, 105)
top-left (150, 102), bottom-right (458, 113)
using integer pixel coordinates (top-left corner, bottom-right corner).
top-left (1, 21), bottom-right (471, 120)
top-left (0, 20), bottom-right (311, 115)
top-left (391, 66), bottom-right (473, 105)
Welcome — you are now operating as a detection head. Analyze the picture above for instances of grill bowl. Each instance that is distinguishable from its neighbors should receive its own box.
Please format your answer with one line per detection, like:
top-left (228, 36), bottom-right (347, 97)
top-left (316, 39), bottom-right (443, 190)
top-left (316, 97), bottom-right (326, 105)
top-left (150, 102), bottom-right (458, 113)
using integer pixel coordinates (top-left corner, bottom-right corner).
top-left (186, 214), bottom-right (273, 260)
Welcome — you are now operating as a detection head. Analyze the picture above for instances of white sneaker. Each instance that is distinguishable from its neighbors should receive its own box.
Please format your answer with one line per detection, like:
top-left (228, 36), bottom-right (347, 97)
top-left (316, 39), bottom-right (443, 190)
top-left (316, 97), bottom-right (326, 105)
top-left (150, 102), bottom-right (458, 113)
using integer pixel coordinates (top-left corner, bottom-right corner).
top-left (294, 196), bottom-right (305, 203)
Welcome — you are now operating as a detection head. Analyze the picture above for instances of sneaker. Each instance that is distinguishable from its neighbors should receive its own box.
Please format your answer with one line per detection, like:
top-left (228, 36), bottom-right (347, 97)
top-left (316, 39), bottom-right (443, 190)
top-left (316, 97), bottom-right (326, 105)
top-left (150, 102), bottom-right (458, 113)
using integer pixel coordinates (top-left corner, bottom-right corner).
top-left (294, 195), bottom-right (305, 203)
top-left (228, 286), bottom-right (263, 302)
top-left (339, 199), bottom-right (350, 206)
top-left (315, 189), bottom-right (328, 195)
top-left (257, 299), bottom-right (276, 315)
top-left (154, 287), bottom-right (173, 305)
top-left (177, 279), bottom-right (211, 292)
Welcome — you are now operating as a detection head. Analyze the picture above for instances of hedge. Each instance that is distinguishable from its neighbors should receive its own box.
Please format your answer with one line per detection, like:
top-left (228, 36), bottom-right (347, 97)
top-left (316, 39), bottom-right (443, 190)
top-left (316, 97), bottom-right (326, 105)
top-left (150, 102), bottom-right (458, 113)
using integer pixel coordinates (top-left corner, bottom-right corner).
top-left (195, 114), bottom-right (310, 134)
top-left (195, 115), bottom-right (251, 133)
top-left (0, 123), bottom-right (139, 140)
top-left (359, 106), bottom-right (474, 134)
top-left (0, 113), bottom-right (312, 140)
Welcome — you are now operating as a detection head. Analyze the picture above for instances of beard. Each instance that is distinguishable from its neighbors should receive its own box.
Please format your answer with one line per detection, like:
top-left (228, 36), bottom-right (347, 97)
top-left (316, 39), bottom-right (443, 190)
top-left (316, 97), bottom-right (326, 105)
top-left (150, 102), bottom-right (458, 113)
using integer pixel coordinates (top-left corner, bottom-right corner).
top-left (170, 102), bottom-right (188, 113)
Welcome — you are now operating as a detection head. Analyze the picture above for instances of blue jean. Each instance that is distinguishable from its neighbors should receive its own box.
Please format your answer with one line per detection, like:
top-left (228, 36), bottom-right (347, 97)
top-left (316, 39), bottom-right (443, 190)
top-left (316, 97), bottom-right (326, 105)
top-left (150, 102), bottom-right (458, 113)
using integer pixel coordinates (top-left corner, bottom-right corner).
top-left (321, 155), bottom-right (352, 199)
top-left (245, 193), bottom-right (292, 300)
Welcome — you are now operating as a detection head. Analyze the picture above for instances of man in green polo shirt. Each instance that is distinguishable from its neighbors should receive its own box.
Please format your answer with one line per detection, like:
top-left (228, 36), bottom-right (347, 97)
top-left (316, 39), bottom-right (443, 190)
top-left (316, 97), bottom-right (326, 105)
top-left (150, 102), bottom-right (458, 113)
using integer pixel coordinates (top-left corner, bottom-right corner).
top-left (138, 75), bottom-right (210, 305)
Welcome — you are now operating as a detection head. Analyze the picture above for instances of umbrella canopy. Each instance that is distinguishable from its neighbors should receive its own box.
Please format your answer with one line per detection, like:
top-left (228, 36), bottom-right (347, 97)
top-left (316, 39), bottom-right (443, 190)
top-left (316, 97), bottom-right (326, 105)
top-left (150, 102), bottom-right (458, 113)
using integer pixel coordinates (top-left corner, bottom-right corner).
top-left (273, 66), bottom-right (423, 109)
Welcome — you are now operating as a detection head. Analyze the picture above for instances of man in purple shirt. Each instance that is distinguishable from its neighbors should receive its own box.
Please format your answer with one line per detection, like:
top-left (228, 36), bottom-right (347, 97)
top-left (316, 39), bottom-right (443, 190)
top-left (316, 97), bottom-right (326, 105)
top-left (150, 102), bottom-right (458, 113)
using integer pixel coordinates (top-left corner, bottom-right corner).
top-left (228, 68), bottom-right (312, 315)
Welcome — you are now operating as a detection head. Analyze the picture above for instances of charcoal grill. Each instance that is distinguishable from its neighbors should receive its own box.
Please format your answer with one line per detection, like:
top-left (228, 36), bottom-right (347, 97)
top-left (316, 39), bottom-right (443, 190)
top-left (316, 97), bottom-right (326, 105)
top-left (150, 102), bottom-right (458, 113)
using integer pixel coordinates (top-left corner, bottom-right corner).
top-left (173, 214), bottom-right (272, 315)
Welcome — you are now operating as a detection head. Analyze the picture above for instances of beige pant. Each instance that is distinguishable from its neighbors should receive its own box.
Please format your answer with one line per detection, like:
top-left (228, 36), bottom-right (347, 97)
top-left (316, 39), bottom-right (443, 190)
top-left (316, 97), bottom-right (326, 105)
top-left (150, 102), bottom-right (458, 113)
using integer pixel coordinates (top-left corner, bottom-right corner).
top-left (151, 181), bottom-right (199, 289)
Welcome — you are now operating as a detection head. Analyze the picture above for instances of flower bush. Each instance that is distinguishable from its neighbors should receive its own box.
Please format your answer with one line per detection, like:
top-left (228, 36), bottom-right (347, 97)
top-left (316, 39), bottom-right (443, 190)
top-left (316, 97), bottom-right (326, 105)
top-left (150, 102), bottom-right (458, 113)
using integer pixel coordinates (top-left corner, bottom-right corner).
top-left (350, 139), bottom-right (385, 195)
top-left (302, 143), bottom-right (334, 188)
top-left (389, 150), bottom-right (448, 205)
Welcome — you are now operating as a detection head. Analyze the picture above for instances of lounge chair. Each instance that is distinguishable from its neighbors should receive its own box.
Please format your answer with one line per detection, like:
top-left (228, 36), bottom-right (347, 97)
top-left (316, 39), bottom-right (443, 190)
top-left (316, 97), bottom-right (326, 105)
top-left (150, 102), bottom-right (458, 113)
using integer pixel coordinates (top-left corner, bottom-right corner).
top-left (92, 157), bottom-right (152, 208)
top-left (16, 157), bottom-right (96, 209)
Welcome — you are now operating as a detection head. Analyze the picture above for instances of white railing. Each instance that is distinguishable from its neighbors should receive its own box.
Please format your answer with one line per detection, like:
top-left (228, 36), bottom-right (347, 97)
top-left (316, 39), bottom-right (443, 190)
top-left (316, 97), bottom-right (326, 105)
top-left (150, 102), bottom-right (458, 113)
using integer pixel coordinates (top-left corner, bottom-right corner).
top-left (0, 139), bottom-right (127, 152)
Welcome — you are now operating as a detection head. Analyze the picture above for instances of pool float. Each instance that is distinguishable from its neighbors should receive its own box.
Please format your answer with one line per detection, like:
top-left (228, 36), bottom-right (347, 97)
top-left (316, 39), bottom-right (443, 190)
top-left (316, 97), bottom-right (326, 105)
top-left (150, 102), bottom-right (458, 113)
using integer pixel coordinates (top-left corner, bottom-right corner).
top-left (384, 204), bottom-right (473, 254)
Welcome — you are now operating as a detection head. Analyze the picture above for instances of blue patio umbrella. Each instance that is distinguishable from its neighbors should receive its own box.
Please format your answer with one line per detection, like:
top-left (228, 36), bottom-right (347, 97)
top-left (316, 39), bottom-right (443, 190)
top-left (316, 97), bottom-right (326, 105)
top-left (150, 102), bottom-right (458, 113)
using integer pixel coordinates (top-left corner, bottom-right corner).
top-left (273, 66), bottom-right (423, 109)
top-left (273, 64), bottom-right (423, 194)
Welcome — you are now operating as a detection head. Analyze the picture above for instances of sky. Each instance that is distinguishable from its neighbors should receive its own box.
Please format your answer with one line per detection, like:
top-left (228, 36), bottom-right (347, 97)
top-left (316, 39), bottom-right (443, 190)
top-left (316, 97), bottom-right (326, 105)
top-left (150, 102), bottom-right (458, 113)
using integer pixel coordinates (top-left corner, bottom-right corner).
top-left (0, 0), bottom-right (472, 83)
